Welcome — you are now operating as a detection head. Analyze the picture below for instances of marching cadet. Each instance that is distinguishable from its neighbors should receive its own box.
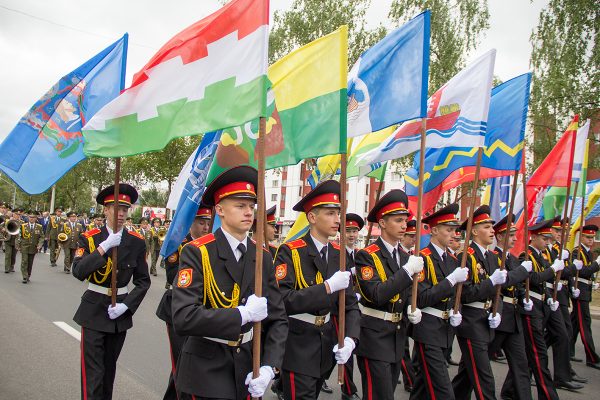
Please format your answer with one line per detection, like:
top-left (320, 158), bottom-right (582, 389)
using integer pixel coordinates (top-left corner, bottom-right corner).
top-left (519, 220), bottom-right (561, 400)
top-left (354, 190), bottom-right (423, 400)
top-left (266, 205), bottom-right (280, 258)
top-left (149, 217), bottom-right (162, 276)
top-left (46, 206), bottom-right (64, 267)
top-left (451, 205), bottom-right (507, 400)
top-left (400, 219), bottom-right (417, 254)
top-left (17, 210), bottom-right (44, 283)
top-left (60, 211), bottom-right (84, 274)
top-left (72, 183), bottom-right (150, 400)
top-left (157, 204), bottom-right (212, 400)
top-left (4, 209), bottom-right (19, 273)
top-left (171, 166), bottom-right (287, 399)
top-left (570, 224), bottom-right (600, 369)
top-left (409, 204), bottom-right (467, 400)
top-left (486, 215), bottom-right (533, 400)
top-left (275, 180), bottom-right (360, 399)
top-left (137, 217), bottom-right (152, 258)
top-left (398, 219), bottom-right (417, 392)
top-left (445, 228), bottom-right (463, 366)
top-left (124, 217), bottom-right (134, 231)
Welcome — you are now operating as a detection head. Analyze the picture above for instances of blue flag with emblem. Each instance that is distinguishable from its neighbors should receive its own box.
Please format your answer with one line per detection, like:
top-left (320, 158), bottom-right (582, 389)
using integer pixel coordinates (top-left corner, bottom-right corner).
top-left (160, 130), bottom-right (222, 257)
top-left (0, 35), bottom-right (128, 194)
top-left (347, 10), bottom-right (430, 138)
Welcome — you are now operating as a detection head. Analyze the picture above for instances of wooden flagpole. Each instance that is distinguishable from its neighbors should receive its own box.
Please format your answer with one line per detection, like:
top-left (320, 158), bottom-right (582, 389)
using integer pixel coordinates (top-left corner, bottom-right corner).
top-left (337, 152), bottom-right (348, 385)
top-left (411, 119), bottom-right (427, 312)
top-left (553, 179), bottom-right (575, 301)
top-left (365, 178), bottom-right (384, 244)
top-left (522, 164), bottom-right (530, 302)
top-left (574, 181), bottom-right (586, 289)
top-left (110, 158), bottom-right (121, 307)
top-left (252, 117), bottom-right (266, 385)
top-left (453, 149), bottom-right (483, 313)
top-left (491, 169), bottom-right (519, 316)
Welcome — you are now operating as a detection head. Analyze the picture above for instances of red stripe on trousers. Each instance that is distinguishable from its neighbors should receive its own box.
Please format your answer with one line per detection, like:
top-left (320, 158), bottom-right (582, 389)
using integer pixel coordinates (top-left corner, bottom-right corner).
top-left (525, 316), bottom-right (551, 400)
top-left (418, 342), bottom-right (436, 400)
top-left (577, 301), bottom-right (597, 363)
top-left (401, 359), bottom-right (413, 386)
top-left (81, 328), bottom-right (88, 400)
top-left (290, 371), bottom-right (296, 400)
top-left (363, 358), bottom-right (373, 400)
top-left (466, 339), bottom-right (484, 400)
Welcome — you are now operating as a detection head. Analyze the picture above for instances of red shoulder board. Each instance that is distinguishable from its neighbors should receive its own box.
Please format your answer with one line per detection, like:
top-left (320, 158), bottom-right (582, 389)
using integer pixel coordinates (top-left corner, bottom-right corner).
top-left (492, 250), bottom-right (498, 255)
top-left (285, 239), bottom-right (306, 250)
top-left (364, 244), bottom-right (380, 254)
top-left (467, 247), bottom-right (475, 255)
top-left (420, 247), bottom-right (432, 257)
top-left (329, 241), bottom-right (340, 250)
top-left (82, 228), bottom-right (101, 238)
top-left (189, 233), bottom-right (216, 248)
top-left (128, 230), bottom-right (145, 240)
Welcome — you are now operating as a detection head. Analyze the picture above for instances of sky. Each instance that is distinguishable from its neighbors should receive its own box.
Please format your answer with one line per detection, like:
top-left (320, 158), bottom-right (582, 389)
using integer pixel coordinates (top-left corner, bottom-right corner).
top-left (0, 0), bottom-right (549, 141)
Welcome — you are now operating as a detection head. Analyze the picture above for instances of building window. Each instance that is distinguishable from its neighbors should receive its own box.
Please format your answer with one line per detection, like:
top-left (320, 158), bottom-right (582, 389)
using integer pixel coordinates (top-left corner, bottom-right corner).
top-left (272, 180), bottom-right (279, 187)
top-left (280, 209), bottom-right (285, 218)
top-left (299, 187), bottom-right (303, 197)
top-left (281, 194), bottom-right (286, 201)
top-left (271, 194), bottom-right (277, 201)
top-left (364, 201), bottom-right (369, 213)
top-left (282, 179), bottom-right (287, 186)
top-left (365, 184), bottom-right (369, 195)
top-left (391, 172), bottom-right (401, 181)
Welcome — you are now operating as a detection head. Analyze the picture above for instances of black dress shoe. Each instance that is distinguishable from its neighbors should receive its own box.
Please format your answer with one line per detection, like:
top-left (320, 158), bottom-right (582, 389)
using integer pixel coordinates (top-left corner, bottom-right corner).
top-left (341, 393), bottom-right (361, 400)
top-left (587, 362), bottom-right (600, 370)
top-left (22, 278), bottom-right (27, 284)
top-left (571, 373), bottom-right (587, 383)
top-left (321, 381), bottom-right (333, 394)
top-left (571, 355), bottom-right (583, 362)
top-left (555, 381), bottom-right (584, 391)
top-left (4, 270), bottom-right (9, 273)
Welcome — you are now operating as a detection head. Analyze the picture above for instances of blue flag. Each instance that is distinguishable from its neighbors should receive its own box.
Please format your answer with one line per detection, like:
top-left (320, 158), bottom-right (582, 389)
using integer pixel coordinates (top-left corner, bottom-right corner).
top-left (160, 131), bottom-right (222, 257)
top-left (0, 35), bottom-right (128, 194)
top-left (488, 175), bottom-right (511, 222)
top-left (347, 10), bottom-right (430, 137)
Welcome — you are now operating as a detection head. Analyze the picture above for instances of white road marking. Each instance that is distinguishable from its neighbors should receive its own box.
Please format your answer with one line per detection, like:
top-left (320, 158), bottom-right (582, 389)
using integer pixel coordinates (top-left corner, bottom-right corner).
top-left (53, 321), bottom-right (81, 341)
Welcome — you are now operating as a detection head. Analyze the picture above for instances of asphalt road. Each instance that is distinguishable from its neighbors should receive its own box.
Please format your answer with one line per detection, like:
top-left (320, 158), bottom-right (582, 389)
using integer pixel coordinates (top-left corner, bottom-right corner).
top-left (1, 250), bottom-right (599, 399)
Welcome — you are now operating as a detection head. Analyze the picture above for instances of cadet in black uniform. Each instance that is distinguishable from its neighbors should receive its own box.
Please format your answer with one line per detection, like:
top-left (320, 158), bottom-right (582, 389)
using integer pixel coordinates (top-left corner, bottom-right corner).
top-left (409, 203), bottom-right (468, 400)
top-left (157, 204), bottom-right (212, 400)
top-left (275, 180), bottom-right (360, 400)
top-left (171, 166), bottom-right (288, 399)
top-left (354, 190), bottom-right (424, 400)
top-left (570, 224), bottom-right (600, 369)
top-left (451, 206), bottom-right (507, 400)
top-left (398, 219), bottom-right (417, 393)
top-left (72, 184), bottom-right (151, 400)
top-left (487, 215), bottom-right (533, 400)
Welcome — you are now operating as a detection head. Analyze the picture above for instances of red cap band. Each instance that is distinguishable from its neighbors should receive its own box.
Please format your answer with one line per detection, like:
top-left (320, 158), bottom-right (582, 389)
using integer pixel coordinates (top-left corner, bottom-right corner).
top-left (267, 213), bottom-right (276, 224)
top-left (104, 194), bottom-right (132, 206)
top-left (346, 220), bottom-right (360, 229)
top-left (303, 193), bottom-right (341, 213)
top-left (196, 207), bottom-right (212, 218)
top-left (376, 202), bottom-right (409, 221)
top-left (473, 213), bottom-right (492, 225)
top-left (552, 221), bottom-right (562, 229)
top-left (582, 229), bottom-right (595, 235)
top-left (405, 225), bottom-right (417, 234)
top-left (214, 181), bottom-right (256, 204)
top-left (427, 213), bottom-right (458, 227)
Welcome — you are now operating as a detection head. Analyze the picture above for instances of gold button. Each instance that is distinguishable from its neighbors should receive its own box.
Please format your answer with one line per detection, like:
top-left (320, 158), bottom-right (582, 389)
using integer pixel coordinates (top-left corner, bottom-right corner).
top-left (242, 298), bottom-right (246, 304)
top-left (236, 348), bottom-right (241, 354)
top-left (222, 291), bottom-right (226, 296)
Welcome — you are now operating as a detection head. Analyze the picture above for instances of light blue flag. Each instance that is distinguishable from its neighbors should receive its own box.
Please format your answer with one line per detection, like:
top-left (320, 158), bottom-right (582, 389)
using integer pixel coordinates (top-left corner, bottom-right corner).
top-left (0, 35), bottom-right (128, 194)
top-left (160, 131), bottom-right (222, 257)
top-left (347, 10), bottom-right (430, 137)
top-left (488, 175), bottom-right (511, 222)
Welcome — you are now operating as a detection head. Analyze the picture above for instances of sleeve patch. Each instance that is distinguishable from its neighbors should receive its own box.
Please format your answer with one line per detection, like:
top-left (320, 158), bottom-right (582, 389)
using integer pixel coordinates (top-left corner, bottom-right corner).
top-left (361, 266), bottom-right (374, 280)
top-left (418, 270), bottom-right (425, 282)
top-left (168, 253), bottom-right (178, 263)
top-left (177, 268), bottom-right (193, 288)
top-left (275, 264), bottom-right (287, 280)
top-left (76, 248), bottom-right (85, 258)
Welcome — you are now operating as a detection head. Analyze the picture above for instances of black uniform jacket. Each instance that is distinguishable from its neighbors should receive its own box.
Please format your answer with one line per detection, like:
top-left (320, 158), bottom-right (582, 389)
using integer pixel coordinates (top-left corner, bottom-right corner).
top-left (412, 243), bottom-right (457, 348)
top-left (171, 228), bottom-right (288, 399)
top-left (72, 227), bottom-right (150, 333)
top-left (492, 247), bottom-right (529, 334)
top-left (571, 246), bottom-right (599, 302)
top-left (354, 237), bottom-right (412, 363)
top-left (548, 243), bottom-right (573, 306)
top-left (518, 246), bottom-right (555, 318)
top-left (156, 234), bottom-right (192, 323)
top-left (275, 233), bottom-right (360, 378)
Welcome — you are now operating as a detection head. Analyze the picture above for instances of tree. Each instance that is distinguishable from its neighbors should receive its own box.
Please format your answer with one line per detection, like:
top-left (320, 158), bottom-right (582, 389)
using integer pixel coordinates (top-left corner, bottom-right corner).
top-left (529, 0), bottom-right (599, 169)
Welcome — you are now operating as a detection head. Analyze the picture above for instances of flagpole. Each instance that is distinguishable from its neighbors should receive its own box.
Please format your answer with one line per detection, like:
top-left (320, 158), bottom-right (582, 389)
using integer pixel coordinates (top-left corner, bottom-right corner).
top-left (252, 117), bottom-right (266, 385)
top-left (365, 177), bottom-right (384, 244)
top-left (553, 178), bottom-right (575, 302)
top-left (453, 148), bottom-right (483, 313)
top-left (337, 152), bottom-right (348, 385)
top-left (574, 181), bottom-right (586, 290)
top-left (522, 160), bottom-right (530, 302)
top-left (411, 119), bottom-right (428, 312)
top-left (492, 169), bottom-right (519, 316)
top-left (110, 158), bottom-right (121, 307)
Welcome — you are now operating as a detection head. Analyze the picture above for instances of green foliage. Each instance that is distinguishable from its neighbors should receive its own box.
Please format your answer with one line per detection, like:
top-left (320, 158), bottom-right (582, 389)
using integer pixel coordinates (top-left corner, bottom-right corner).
top-left (138, 186), bottom-right (169, 207)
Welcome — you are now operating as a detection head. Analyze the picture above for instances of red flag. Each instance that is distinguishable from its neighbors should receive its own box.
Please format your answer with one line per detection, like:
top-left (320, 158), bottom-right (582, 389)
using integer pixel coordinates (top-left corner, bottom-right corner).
top-left (511, 115), bottom-right (579, 255)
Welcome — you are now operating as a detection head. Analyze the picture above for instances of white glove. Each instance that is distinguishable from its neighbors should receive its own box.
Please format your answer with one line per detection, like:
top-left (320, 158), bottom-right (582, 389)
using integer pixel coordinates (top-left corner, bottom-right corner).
top-left (573, 259), bottom-right (583, 270)
top-left (326, 271), bottom-right (351, 293)
top-left (333, 337), bottom-right (356, 364)
top-left (238, 295), bottom-right (267, 325)
top-left (244, 366), bottom-right (275, 398)
top-left (107, 303), bottom-right (128, 319)
top-left (489, 269), bottom-right (507, 286)
top-left (556, 281), bottom-right (563, 291)
top-left (546, 298), bottom-right (559, 312)
top-left (449, 309), bottom-right (462, 327)
top-left (99, 231), bottom-right (122, 253)
top-left (571, 287), bottom-right (580, 298)
top-left (550, 259), bottom-right (564, 273)
top-left (593, 282), bottom-right (599, 291)
top-left (521, 260), bottom-right (533, 273)
top-left (561, 249), bottom-right (569, 260)
top-left (447, 267), bottom-right (469, 286)
top-left (488, 312), bottom-right (501, 329)
top-left (407, 307), bottom-right (422, 324)
top-left (596, 255), bottom-right (600, 264)
top-left (403, 255), bottom-right (424, 277)
top-left (523, 298), bottom-right (533, 312)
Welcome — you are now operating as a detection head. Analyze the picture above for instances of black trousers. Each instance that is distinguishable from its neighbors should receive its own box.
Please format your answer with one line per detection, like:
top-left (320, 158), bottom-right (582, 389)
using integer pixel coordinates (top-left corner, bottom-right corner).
top-left (80, 327), bottom-right (127, 400)
top-left (571, 299), bottom-right (599, 364)
top-left (163, 323), bottom-right (190, 400)
top-left (409, 341), bottom-right (455, 400)
top-left (356, 355), bottom-right (401, 400)
top-left (451, 337), bottom-right (496, 400)
top-left (491, 330), bottom-right (532, 400)
top-left (542, 304), bottom-right (571, 382)
top-left (522, 315), bottom-right (559, 400)
top-left (282, 369), bottom-right (324, 400)
top-left (400, 338), bottom-right (416, 389)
